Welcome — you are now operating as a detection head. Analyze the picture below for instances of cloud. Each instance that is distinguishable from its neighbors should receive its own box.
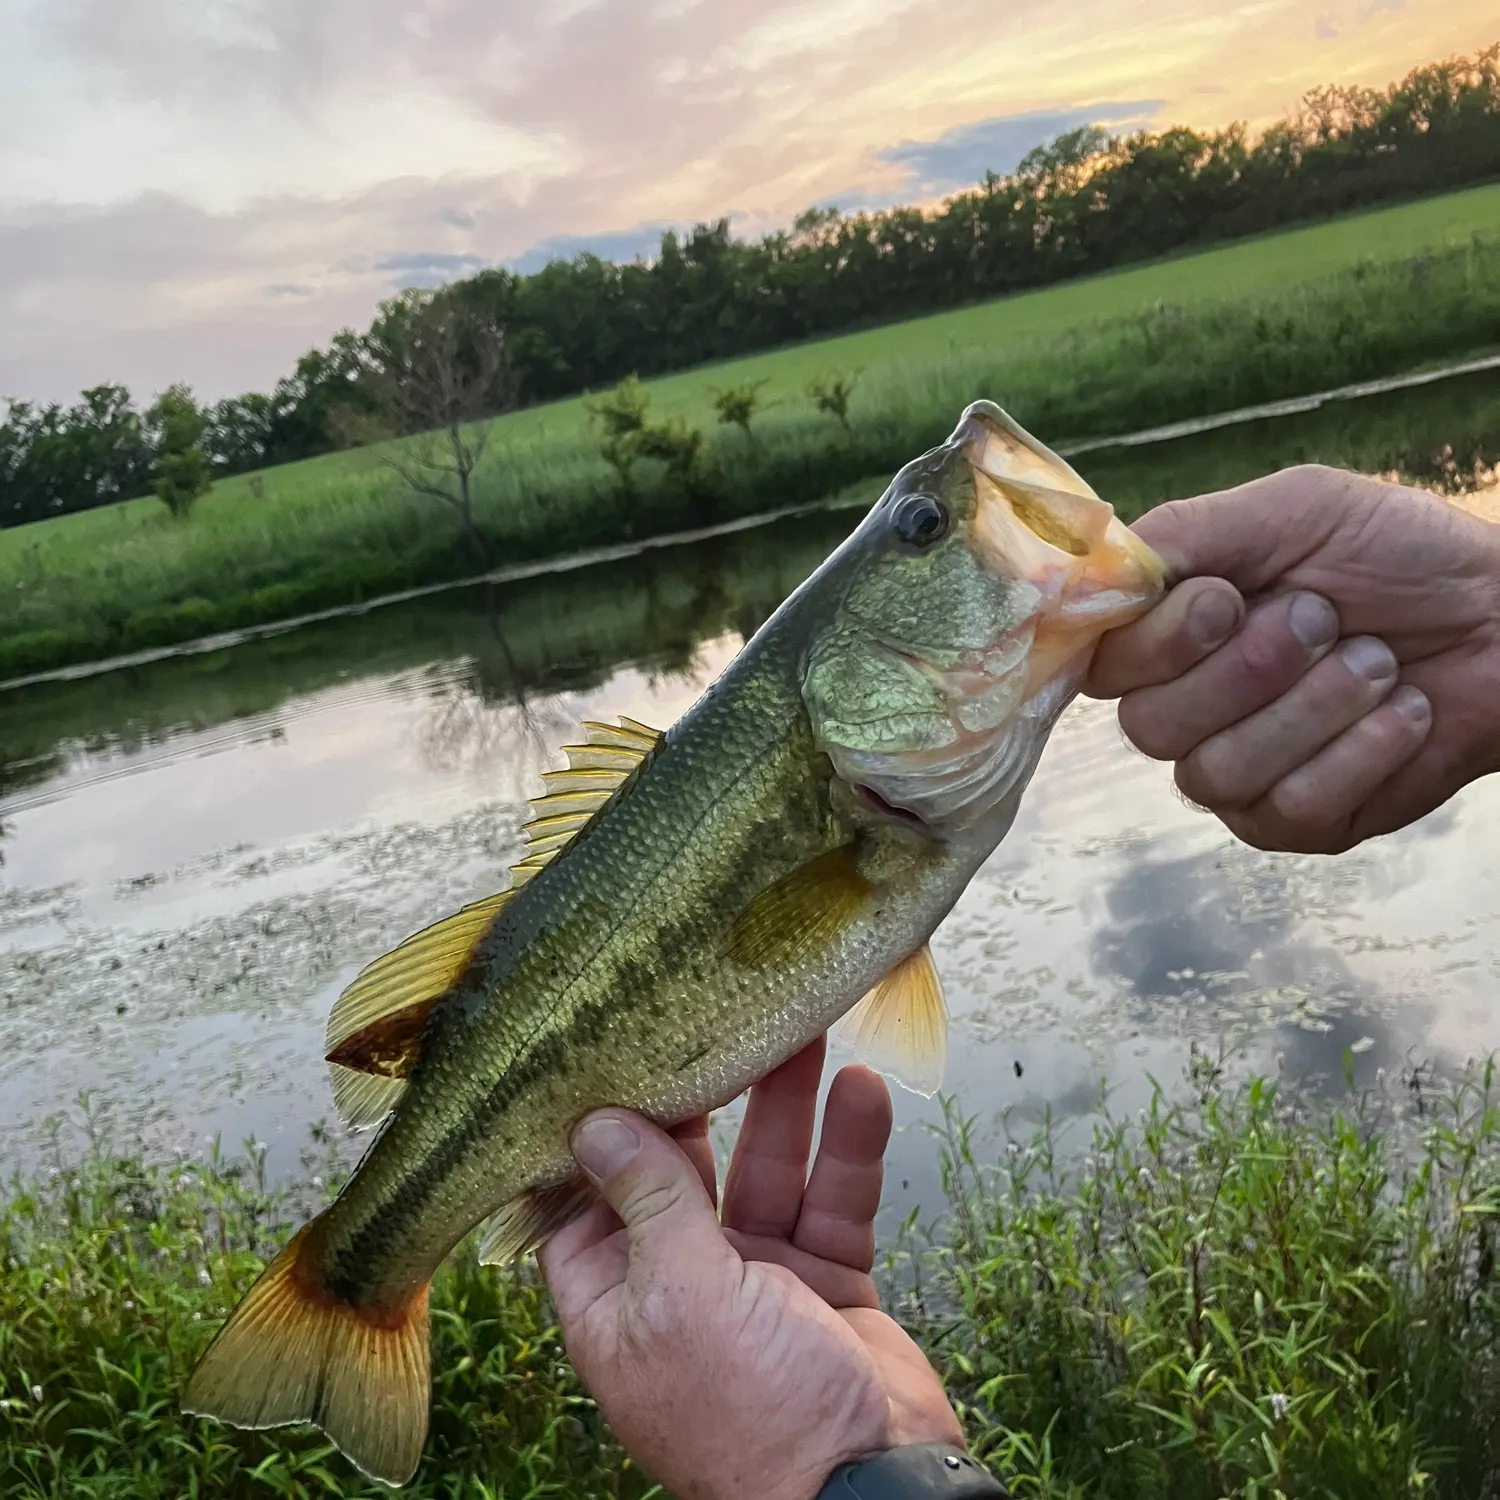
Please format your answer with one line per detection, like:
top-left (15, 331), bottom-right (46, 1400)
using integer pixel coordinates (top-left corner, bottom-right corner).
top-left (1315, 13), bottom-right (1342, 38)
top-left (0, 0), bottom-right (1483, 404)
top-left (510, 223), bottom-right (674, 274)
top-left (880, 101), bottom-right (1163, 194)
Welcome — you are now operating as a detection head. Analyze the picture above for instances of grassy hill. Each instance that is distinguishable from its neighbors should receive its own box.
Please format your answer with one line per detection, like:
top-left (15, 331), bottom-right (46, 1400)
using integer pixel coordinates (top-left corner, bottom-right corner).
top-left (2, 184), bottom-right (1498, 683)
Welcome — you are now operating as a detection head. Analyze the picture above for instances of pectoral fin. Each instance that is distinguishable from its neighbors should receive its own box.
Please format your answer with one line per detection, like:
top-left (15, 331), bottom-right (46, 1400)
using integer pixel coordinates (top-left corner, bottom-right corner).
top-left (724, 846), bottom-right (873, 969)
top-left (834, 943), bottom-right (948, 1097)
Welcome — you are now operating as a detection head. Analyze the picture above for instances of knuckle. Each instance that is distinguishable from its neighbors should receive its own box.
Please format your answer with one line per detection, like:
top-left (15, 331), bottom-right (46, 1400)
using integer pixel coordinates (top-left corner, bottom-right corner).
top-left (1237, 614), bottom-right (1307, 684)
top-left (1118, 692), bottom-right (1181, 760)
top-left (1177, 737), bottom-right (1246, 808)
top-left (622, 1178), bottom-right (683, 1227)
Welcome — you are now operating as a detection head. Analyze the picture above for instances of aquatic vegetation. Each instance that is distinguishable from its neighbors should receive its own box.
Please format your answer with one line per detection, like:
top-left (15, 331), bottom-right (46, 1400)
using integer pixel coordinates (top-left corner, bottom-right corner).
top-left (905, 1056), bottom-right (1500, 1499)
top-left (4, 1060), bottom-right (1500, 1496)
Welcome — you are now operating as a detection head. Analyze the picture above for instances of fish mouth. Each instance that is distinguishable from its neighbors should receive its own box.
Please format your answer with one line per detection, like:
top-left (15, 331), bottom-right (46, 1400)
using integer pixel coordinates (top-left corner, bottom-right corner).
top-left (957, 403), bottom-right (1166, 683)
top-left (833, 407), bottom-right (1166, 836)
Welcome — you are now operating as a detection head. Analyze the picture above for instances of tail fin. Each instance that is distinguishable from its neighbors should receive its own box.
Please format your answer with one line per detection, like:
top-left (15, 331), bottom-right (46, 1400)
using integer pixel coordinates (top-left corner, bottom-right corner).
top-left (182, 1219), bottom-right (432, 1487)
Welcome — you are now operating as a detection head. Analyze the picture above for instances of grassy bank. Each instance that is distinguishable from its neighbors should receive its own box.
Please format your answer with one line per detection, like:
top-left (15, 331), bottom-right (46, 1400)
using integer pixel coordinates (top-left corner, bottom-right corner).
top-left (2, 194), bottom-right (1499, 682)
top-left (4, 1062), bottom-right (1500, 1498)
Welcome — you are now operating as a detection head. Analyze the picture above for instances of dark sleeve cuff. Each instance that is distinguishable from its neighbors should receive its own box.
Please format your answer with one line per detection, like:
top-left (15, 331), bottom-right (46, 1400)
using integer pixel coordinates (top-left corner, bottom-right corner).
top-left (816, 1443), bottom-right (1011, 1500)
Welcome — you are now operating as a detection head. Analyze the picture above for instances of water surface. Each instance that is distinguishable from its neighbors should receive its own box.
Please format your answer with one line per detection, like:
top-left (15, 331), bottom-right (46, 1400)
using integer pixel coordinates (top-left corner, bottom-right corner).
top-left (3, 372), bottom-right (1498, 1230)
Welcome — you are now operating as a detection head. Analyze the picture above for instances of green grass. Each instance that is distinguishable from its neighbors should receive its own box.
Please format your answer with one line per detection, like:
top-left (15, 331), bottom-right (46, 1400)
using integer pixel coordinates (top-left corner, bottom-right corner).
top-left (909, 1057), bottom-right (1500, 1498)
top-left (5, 1059), bottom-right (1500, 1497)
top-left (3, 187), bottom-right (1499, 683)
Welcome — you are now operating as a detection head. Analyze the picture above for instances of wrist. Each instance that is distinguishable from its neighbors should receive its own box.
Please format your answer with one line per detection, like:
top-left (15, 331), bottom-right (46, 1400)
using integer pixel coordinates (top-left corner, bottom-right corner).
top-left (816, 1443), bottom-right (1011, 1500)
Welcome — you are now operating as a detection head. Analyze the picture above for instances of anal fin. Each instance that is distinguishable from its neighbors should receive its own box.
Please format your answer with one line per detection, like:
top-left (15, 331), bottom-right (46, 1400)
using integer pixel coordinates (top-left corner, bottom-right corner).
top-left (477, 1177), bottom-right (598, 1266)
top-left (834, 943), bottom-right (948, 1098)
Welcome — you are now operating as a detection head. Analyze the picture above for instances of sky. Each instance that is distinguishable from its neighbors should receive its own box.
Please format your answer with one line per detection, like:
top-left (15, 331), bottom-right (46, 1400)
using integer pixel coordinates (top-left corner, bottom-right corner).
top-left (0, 0), bottom-right (1492, 406)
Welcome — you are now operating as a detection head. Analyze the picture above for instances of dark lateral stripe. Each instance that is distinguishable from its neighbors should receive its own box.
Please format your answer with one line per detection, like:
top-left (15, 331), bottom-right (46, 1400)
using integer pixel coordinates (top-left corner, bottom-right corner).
top-left (327, 774), bottom-right (828, 1296)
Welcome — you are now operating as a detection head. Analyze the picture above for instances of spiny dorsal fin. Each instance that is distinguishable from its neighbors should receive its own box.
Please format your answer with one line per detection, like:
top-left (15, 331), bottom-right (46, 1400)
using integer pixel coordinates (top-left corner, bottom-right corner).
top-left (724, 846), bottom-right (873, 969)
top-left (834, 943), bottom-right (948, 1098)
top-left (322, 718), bottom-right (662, 1129)
top-left (520, 718), bottom-right (663, 860)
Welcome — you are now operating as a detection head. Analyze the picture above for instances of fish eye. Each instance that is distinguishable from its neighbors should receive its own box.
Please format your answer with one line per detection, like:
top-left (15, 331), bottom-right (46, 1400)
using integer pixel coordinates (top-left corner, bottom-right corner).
top-left (892, 493), bottom-right (949, 549)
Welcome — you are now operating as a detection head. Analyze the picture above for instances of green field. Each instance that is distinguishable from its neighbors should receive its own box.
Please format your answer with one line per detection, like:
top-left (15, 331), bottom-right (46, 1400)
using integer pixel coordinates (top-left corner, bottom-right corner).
top-left (3, 185), bottom-right (1498, 682)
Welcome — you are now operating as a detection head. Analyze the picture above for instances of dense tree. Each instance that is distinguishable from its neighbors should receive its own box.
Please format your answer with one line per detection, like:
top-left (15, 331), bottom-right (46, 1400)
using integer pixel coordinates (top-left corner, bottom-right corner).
top-left (2, 43), bottom-right (1496, 529)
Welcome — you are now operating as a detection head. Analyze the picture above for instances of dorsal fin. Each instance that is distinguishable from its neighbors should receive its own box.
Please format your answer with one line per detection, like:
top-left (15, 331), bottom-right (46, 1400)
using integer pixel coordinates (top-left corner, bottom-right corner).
top-left (323, 717), bottom-right (662, 1129)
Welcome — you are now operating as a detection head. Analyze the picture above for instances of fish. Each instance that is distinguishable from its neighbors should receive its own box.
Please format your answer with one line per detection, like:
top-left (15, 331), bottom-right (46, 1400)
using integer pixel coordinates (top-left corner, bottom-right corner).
top-left (182, 401), bottom-right (1166, 1485)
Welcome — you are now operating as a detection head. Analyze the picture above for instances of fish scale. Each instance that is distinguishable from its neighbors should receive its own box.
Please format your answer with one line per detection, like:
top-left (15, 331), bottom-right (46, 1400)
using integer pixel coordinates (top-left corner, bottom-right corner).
top-left (183, 399), bottom-right (1166, 1486)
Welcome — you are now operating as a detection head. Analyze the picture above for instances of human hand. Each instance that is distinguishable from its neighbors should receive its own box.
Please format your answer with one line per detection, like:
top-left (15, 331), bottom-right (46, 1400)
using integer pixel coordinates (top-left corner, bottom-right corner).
top-left (1085, 465), bottom-right (1500, 853)
top-left (538, 1038), bottom-right (962, 1500)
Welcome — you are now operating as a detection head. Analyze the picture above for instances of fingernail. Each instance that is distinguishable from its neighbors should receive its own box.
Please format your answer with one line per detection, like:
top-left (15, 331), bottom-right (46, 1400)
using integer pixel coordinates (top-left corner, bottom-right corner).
top-left (572, 1116), bottom-right (641, 1179)
top-left (1187, 587), bottom-right (1240, 651)
top-left (1337, 636), bottom-right (1397, 685)
top-left (1288, 593), bottom-right (1338, 652)
top-left (1391, 684), bottom-right (1432, 729)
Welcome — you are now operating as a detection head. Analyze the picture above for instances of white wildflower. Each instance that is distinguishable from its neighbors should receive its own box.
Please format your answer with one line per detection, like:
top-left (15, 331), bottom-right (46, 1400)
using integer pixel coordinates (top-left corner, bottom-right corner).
top-left (1270, 1392), bottom-right (1289, 1420)
top-left (1138, 1168), bottom-right (1153, 1188)
top-left (311, 1175), bottom-right (324, 1189)
top-left (30, 1384), bottom-right (42, 1402)
top-left (192, 1311), bottom-right (202, 1321)
top-left (198, 1267), bottom-right (212, 1285)
top-left (122, 1300), bottom-right (133, 1311)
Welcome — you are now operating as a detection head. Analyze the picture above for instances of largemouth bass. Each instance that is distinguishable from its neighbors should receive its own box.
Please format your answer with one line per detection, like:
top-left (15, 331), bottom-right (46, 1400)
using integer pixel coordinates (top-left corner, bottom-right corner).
top-left (183, 402), bottom-right (1165, 1484)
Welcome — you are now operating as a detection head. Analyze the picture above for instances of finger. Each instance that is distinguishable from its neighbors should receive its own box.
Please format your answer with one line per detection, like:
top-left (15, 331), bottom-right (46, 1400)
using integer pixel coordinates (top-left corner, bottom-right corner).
top-left (669, 1115), bottom-right (718, 1207)
top-left (721, 1229), bottom-right (880, 1310)
top-left (569, 1109), bottom-right (734, 1295)
top-left (538, 1199), bottom-right (628, 1326)
top-left (1221, 685), bottom-right (1433, 854)
top-left (1176, 635), bottom-right (1400, 810)
top-left (1119, 591), bottom-right (1339, 762)
top-left (793, 1065), bottom-right (891, 1274)
top-left (721, 1037), bottom-right (826, 1238)
top-left (1085, 577), bottom-right (1243, 699)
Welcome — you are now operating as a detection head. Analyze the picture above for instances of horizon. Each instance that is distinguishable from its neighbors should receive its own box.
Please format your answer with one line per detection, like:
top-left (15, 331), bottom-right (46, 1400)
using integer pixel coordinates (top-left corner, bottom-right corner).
top-left (1, 0), bottom-right (1493, 406)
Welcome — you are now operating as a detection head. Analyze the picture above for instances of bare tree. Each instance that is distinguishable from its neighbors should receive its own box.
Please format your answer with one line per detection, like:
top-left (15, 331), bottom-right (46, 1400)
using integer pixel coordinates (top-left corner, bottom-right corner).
top-left (368, 293), bottom-right (513, 566)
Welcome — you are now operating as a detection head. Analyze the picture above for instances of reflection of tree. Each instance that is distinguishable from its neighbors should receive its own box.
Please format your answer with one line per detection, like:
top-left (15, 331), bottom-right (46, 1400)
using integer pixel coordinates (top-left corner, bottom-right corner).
top-left (1083, 369), bottom-right (1500, 517)
top-left (416, 583), bottom-right (573, 779)
top-left (417, 684), bottom-right (575, 780)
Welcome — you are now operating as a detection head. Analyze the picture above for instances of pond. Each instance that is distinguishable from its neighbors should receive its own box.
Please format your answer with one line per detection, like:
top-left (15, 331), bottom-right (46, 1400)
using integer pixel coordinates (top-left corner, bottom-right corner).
top-left (3, 368), bottom-right (1498, 1234)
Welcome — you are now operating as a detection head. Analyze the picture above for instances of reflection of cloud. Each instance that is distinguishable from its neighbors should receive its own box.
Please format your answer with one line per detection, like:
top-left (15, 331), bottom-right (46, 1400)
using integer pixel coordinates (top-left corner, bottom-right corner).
top-left (880, 101), bottom-right (1161, 194)
top-left (1084, 842), bottom-right (1420, 1092)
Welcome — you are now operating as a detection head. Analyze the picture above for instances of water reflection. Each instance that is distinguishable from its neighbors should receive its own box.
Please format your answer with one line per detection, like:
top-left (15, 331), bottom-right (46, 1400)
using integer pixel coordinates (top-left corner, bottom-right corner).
top-left (2, 383), bottom-right (1499, 1230)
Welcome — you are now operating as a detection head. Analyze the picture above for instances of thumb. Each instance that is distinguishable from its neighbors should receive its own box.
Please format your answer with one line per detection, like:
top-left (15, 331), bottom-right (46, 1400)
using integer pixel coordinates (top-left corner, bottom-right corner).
top-left (1131, 470), bottom-right (1342, 593)
top-left (572, 1109), bottom-right (728, 1262)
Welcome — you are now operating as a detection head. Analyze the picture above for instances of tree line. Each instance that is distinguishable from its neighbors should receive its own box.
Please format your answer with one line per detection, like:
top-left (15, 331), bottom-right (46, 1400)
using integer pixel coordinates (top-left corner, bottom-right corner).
top-left (2, 42), bottom-right (1496, 530)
